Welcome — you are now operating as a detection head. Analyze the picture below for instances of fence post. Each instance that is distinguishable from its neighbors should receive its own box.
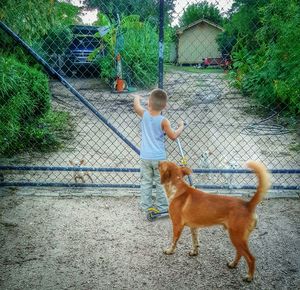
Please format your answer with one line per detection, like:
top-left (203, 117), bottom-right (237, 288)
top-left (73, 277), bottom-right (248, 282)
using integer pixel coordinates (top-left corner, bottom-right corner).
top-left (158, 0), bottom-right (164, 89)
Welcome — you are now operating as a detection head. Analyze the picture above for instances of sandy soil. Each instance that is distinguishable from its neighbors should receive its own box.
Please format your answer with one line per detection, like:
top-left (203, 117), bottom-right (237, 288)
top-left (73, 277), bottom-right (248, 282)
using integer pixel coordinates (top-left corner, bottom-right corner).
top-left (0, 193), bottom-right (299, 290)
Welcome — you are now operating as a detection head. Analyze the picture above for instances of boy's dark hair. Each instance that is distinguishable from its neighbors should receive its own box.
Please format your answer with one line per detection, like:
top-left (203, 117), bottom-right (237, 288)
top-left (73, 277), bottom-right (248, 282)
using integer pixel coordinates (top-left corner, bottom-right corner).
top-left (149, 89), bottom-right (168, 111)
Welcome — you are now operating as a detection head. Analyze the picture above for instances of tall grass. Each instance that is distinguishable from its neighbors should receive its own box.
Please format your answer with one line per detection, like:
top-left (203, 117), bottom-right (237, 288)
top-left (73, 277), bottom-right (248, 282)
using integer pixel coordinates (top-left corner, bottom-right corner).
top-left (0, 56), bottom-right (72, 156)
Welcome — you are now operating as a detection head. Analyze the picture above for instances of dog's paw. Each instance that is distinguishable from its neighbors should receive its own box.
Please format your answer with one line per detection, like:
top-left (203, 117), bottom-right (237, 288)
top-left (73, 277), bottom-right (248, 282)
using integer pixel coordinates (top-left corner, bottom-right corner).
top-left (163, 248), bottom-right (174, 255)
top-left (188, 249), bottom-right (199, 256)
top-left (242, 275), bottom-right (253, 283)
top-left (227, 262), bottom-right (237, 269)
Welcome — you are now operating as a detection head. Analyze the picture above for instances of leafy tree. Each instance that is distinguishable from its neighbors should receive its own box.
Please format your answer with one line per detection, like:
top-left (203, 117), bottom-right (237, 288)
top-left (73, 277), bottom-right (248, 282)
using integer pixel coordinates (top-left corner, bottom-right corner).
top-left (93, 12), bottom-right (111, 26)
top-left (223, 0), bottom-right (300, 120)
top-left (179, 1), bottom-right (223, 27)
top-left (0, 0), bottom-right (80, 57)
top-left (34, 1), bottom-right (80, 60)
top-left (217, 0), bottom-right (272, 57)
top-left (54, 1), bottom-right (82, 26)
top-left (0, 0), bottom-right (55, 44)
top-left (84, 0), bottom-right (175, 25)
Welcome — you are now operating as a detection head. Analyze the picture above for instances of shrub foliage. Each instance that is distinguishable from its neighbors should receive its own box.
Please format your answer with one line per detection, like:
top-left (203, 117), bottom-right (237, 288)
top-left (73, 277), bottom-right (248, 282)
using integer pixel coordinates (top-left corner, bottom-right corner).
top-left (91, 14), bottom-right (159, 88)
top-left (218, 0), bottom-right (300, 122)
top-left (0, 56), bottom-right (71, 156)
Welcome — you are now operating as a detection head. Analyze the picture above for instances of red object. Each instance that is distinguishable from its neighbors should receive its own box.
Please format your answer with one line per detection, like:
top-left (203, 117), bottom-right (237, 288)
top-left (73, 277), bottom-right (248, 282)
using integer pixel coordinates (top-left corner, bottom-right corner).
top-left (116, 77), bottom-right (124, 92)
top-left (201, 57), bottom-right (232, 69)
top-left (116, 53), bottom-right (121, 62)
top-left (114, 53), bottom-right (127, 92)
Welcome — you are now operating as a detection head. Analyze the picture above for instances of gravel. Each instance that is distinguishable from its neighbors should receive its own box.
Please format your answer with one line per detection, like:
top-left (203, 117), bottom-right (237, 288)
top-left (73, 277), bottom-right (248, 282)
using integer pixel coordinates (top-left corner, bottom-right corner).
top-left (0, 192), bottom-right (299, 290)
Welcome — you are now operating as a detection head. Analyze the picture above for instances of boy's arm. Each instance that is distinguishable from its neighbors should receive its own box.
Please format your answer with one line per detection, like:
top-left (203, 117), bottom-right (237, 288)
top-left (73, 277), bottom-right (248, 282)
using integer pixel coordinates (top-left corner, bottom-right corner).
top-left (162, 119), bottom-right (184, 141)
top-left (132, 94), bottom-right (145, 117)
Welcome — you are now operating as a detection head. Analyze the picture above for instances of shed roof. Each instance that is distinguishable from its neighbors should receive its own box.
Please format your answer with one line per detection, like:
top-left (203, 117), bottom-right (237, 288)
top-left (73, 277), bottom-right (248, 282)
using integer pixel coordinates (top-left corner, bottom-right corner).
top-left (177, 19), bottom-right (224, 35)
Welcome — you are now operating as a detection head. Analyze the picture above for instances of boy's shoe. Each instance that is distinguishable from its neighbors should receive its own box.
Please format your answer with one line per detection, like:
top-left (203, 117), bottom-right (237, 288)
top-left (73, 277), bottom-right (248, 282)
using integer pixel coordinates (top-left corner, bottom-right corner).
top-left (146, 207), bottom-right (168, 221)
top-left (147, 207), bottom-right (160, 214)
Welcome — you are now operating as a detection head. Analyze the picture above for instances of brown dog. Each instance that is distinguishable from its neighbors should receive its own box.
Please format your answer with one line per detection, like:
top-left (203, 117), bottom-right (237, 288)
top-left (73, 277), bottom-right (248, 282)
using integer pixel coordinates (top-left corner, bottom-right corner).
top-left (158, 160), bottom-right (270, 282)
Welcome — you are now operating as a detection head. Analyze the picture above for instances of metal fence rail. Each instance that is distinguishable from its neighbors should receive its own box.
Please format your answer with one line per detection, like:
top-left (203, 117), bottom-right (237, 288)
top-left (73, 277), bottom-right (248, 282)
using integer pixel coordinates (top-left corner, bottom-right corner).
top-left (0, 0), bottom-right (299, 192)
top-left (1, 166), bottom-right (299, 190)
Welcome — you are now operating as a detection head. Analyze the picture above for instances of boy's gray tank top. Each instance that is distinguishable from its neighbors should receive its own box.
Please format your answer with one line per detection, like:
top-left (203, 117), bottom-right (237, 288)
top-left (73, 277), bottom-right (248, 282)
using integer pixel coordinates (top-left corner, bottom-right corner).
top-left (140, 110), bottom-right (166, 160)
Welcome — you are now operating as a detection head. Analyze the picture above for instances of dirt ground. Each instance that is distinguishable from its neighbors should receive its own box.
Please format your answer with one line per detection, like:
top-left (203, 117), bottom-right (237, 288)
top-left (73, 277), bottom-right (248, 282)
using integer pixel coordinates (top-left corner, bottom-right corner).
top-left (1, 70), bottom-right (299, 188)
top-left (1, 70), bottom-right (299, 289)
top-left (0, 191), bottom-right (299, 290)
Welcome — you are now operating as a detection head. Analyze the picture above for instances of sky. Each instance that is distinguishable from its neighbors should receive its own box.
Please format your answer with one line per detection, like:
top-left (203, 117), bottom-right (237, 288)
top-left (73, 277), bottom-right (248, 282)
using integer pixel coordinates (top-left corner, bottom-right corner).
top-left (66, 0), bottom-right (234, 25)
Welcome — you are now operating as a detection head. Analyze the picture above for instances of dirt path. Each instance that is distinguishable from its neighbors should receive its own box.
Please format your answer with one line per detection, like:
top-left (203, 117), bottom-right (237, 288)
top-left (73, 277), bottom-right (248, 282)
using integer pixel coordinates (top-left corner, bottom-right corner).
top-left (0, 194), bottom-right (299, 290)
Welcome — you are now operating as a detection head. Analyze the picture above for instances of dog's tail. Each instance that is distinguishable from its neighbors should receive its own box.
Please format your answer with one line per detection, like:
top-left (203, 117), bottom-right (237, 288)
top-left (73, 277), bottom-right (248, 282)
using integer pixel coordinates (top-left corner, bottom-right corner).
top-left (246, 160), bottom-right (271, 211)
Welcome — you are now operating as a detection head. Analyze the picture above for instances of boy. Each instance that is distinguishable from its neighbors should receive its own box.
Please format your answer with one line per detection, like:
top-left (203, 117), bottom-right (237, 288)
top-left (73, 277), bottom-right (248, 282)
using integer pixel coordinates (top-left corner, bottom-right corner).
top-left (133, 88), bottom-right (184, 214)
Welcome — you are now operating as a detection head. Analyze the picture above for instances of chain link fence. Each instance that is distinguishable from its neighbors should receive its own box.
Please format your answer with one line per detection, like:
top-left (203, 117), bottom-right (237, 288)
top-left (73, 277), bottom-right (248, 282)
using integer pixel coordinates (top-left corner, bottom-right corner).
top-left (0, 0), bottom-right (299, 192)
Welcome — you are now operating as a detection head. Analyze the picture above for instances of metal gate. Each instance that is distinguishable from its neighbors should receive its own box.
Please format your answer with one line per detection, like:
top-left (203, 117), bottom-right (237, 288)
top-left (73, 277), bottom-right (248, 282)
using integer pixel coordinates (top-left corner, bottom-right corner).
top-left (0, 0), bottom-right (299, 192)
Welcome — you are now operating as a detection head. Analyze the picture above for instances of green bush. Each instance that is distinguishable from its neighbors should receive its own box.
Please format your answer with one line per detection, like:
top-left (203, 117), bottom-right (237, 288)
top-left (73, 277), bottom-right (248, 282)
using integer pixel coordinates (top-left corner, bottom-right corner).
top-left (0, 0), bottom-right (80, 67)
top-left (122, 21), bottom-right (158, 87)
top-left (220, 0), bottom-right (300, 123)
top-left (0, 56), bottom-right (71, 156)
top-left (91, 15), bottom-right (158, 88)
top-left (41, 25), bottom-right (73, 56)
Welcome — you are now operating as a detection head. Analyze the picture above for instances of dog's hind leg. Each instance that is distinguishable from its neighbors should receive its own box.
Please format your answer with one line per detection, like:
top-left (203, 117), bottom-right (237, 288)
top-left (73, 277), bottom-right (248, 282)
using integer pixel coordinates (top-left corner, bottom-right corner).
top-left (240, 242), bottom-right (255, 282)
top-left (164, 223), bottom-right (184, 255)
top-left (228, 231), bottom-right (255, 282)
top-left (189, 228), bottom-right (199, 256)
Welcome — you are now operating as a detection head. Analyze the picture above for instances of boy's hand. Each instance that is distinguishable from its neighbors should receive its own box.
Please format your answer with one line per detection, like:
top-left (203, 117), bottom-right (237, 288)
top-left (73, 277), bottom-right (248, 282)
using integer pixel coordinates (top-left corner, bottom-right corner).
top-left (130, 94), bottom-right (140, 100)
top-left (177, 120), bottom-right (185, 137)
top-left (133, 94), bottom-right (144, 117)
top-left (178, 120), bottom-right (184, 128)
top-left (162, 118), bottom-right (185, 141)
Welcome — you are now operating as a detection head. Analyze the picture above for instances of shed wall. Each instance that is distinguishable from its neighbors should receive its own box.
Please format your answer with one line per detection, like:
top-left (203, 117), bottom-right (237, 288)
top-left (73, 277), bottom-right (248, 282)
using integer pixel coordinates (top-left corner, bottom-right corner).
top-left (178, 22), bottom-right (222, 64)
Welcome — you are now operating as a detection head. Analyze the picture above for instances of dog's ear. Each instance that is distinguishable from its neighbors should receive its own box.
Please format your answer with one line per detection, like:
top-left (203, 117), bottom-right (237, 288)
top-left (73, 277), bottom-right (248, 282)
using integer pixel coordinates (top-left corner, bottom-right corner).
top-left (159, 162), bottom-right (170, 184)
top-left (181, 166), bottom-right (192, 176)
top-left (69, 160), bottom-right (74, 166)
top-left (80, 160), bottom-right (85, 165)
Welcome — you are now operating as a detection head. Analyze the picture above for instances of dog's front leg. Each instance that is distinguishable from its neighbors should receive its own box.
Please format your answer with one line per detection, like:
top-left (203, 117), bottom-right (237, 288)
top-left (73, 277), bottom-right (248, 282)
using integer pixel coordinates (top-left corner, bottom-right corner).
top-left (164, 224), bottom-right (184, 255)
top-left (75, 174), bottom-right (85, 183)
top-left (189, 228), bottom-right (199, 256)
top-left (85, 172), bottom-right (93, 183)
top-left (73, 172), bottom-right (78, 183)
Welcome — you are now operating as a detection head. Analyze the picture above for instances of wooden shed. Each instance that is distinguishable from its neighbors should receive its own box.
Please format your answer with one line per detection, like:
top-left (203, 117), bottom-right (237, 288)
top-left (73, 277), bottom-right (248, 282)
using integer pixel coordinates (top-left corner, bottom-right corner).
top-left (176, 19), bottom-right (224, 65)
